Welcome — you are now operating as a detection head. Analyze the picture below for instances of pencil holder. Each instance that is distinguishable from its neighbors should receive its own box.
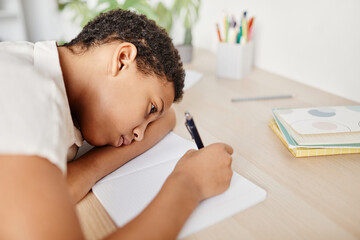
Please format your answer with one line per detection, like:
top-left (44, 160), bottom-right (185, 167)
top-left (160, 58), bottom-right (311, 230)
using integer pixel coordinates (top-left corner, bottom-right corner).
top-left (216, 41), bottom-right (254, 80)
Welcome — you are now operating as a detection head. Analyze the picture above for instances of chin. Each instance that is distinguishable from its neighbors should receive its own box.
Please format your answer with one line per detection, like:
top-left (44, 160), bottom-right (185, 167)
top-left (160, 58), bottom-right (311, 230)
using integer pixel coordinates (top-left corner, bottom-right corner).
top-left (82, 129), bottom-right (107, 147)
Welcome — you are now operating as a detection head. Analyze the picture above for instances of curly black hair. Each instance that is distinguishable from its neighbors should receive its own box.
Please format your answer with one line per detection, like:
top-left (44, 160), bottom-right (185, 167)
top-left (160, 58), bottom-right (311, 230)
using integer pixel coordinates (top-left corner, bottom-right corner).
top-left (63, 8), bottom-right (185, 102)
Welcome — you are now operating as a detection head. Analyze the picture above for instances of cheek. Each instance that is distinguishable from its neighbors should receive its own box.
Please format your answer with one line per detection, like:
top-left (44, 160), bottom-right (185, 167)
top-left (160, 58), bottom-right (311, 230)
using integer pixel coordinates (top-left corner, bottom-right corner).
top-left (111, 103), bottom-right (144, 131)
top-left (79, 101), bottom-right (117, 146)
top-left (97, 84), bottom-right (148, 136)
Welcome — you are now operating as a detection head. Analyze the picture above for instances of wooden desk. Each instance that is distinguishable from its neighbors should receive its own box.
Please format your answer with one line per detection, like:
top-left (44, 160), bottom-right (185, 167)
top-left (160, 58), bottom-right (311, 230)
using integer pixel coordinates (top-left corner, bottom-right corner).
top-left (76, 49), bottom-right (360, 240)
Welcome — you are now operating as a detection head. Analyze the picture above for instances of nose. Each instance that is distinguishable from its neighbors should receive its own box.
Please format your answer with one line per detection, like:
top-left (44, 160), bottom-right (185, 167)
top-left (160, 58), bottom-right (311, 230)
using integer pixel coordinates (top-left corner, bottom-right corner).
top-left (133, 121), bottom-right (148, 142)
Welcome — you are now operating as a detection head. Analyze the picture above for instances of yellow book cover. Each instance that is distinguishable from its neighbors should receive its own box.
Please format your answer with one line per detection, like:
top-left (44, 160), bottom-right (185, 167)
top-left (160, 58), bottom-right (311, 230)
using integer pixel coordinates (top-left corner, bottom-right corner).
top-left (268, 118), bottom-right (360, 157)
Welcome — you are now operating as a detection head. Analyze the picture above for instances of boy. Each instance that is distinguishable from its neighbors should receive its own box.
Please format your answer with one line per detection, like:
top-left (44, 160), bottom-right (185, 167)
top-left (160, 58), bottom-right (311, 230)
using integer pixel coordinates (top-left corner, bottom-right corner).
top-left (0, 9), bottom-right (233, 239)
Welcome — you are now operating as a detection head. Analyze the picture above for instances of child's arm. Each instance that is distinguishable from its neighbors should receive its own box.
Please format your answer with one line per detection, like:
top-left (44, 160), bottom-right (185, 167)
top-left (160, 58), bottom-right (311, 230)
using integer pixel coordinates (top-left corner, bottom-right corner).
top-left (0, 141), bottom-right (232, 240)
top-left (67, 108), bottom-right (176, 203)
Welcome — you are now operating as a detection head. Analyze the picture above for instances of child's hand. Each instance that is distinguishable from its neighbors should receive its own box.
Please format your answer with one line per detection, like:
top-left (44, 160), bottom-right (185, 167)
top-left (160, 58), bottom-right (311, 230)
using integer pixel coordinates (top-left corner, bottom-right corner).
top-left (171, 143), bottom-right (234, 202)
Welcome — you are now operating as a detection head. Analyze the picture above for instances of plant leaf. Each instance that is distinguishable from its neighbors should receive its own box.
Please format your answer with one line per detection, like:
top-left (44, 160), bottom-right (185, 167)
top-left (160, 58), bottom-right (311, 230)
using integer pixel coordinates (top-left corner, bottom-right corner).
top-left (155, 2), bottom-right (172, 32)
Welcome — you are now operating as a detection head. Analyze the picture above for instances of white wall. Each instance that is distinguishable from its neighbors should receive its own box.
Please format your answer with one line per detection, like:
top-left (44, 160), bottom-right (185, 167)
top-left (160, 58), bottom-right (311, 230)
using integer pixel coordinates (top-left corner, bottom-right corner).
top-left (10, 0), bottom-right (360, 103)
top-left (0, 0), bottom-right (27, 41)
top-left (21, 0), bottom-right (80, 42)
top-left (21, 0), bottom-right (59, 41)
top-left (192, 0), bottom-right (360, 103)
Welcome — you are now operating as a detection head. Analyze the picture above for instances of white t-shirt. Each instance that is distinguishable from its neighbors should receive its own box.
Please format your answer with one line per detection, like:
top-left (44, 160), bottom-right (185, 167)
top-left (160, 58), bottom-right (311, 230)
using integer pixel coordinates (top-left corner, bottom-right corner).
top-left (0, 41), bottom-right (83, 174)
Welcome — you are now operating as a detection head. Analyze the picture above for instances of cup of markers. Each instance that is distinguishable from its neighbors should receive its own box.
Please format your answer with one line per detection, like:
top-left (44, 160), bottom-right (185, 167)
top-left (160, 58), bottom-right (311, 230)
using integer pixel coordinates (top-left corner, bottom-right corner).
top-left (216, 11), bottom-right (255, 80)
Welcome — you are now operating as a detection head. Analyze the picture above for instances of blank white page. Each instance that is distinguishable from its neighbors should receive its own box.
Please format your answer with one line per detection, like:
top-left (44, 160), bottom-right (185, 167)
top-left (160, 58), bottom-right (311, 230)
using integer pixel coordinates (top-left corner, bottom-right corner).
top-left (97, 132), bottom-right (197, 183)
top-left (92, 132), bottom-right (267, 239)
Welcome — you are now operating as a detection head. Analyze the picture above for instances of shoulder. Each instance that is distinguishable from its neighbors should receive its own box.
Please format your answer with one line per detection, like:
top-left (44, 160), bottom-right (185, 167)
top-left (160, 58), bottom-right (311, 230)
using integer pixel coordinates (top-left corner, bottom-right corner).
top-left (0, 41), bottom-right (65, 113)
top-left (0, 41), bottom-right (73, 173)
top-left (0, 41), bottom-right (35, 65)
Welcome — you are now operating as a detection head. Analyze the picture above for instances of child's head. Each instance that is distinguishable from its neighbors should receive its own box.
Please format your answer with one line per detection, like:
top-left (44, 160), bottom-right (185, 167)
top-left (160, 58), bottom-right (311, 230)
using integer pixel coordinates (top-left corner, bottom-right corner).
top-left (61, 9), bottom-right (185, 147)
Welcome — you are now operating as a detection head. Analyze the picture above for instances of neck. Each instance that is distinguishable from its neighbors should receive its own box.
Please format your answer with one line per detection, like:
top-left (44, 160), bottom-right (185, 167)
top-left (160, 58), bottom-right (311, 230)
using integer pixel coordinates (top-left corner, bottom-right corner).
top-left (57, 44), bottom-right (116, 126)
top-left (57, 46), bottom-right (88, 120)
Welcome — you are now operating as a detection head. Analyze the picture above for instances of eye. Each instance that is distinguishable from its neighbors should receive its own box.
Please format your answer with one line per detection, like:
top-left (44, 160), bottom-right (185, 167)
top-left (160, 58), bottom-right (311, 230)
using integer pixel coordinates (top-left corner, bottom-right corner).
top-left (149, 104), bottom-right (158, 114)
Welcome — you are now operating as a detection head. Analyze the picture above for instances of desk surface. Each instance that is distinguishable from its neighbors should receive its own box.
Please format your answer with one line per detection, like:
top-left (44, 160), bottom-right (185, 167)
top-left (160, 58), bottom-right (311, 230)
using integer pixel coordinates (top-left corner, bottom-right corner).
top-left (76, 49), bottom-right (360, 240)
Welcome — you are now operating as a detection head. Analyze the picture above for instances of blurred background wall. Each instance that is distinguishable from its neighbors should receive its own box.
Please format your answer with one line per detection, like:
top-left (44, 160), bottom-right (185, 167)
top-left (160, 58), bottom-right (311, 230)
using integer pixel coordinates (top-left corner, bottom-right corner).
top-left (193, 0), bottom-right (360, 103)
top-left (0, 0), bottom-right (359, 103)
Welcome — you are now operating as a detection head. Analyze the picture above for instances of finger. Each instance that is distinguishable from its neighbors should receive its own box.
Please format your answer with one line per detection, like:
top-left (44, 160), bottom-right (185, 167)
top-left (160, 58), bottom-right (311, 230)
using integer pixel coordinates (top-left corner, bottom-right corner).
top-left (227, 169), bottom-right (233, 182)
top-left (223, 143), bottom-right (233, 155)
top-left (226, 156), bottom-right (233, 167)
top-left (186, 149), bottom-right (197, 155)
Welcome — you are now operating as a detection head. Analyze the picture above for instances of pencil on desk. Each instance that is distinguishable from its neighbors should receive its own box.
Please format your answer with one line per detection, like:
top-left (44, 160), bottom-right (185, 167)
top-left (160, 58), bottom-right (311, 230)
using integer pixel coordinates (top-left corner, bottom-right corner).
top-left (231, 94), bottom-right (294, 102)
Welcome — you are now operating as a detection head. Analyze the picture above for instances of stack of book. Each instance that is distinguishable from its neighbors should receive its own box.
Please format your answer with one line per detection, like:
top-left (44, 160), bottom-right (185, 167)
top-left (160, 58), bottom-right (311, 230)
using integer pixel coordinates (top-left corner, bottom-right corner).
top-left (269, 105), bottom-right (360, 157)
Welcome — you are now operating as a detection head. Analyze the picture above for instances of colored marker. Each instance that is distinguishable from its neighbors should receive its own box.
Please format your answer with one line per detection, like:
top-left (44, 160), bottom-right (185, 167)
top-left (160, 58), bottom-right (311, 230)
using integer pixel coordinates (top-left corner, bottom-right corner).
top-left (224, 14), bottom-right (229, 43)
top-left (228, 15), bottom-right (237, 43)
top-left (216, 23), bottom-right (222, 42)
top-left (241, 11), bottom-right (247, 44)
top-left (237, 25), bottom-right (242, 44)
top-left (248, 17), bottom-right (255, 41)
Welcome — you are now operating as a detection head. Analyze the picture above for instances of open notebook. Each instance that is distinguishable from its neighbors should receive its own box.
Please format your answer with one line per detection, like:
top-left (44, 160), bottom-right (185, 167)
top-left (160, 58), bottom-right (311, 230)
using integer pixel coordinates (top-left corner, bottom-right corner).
top-left (273, 106), bottom-right (360, 145)
top-left (92, 132), bottom-right (267, 239)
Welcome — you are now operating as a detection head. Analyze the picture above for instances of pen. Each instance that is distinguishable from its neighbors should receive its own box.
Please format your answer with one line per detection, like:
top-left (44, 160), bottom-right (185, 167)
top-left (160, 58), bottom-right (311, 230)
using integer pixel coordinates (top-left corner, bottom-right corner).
top-left (231, 94), bottom-right (294, 102)
top-left (185, 111), bottom-right (204, 149)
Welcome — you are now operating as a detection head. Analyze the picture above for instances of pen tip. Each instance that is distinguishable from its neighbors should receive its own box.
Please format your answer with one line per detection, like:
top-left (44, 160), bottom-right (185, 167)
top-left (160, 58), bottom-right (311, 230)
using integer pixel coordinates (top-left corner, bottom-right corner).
top-left (185, 111), bottom-right (192, 120)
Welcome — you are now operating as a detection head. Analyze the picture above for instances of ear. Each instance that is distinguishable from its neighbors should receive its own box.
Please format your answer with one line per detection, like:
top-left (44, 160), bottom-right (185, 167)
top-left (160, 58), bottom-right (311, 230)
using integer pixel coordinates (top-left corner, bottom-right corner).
top-left (111, 42), bottom-right (137, 76)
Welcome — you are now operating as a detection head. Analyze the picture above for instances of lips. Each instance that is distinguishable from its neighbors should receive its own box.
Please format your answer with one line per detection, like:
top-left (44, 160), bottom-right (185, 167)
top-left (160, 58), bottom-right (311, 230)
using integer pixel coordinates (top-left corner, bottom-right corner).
top-left (123, 137), bottom-right (132, 145)
top-left (116, 136), bottom-right (124, 147)
top-left (115, 135), bottom-right (132, 147)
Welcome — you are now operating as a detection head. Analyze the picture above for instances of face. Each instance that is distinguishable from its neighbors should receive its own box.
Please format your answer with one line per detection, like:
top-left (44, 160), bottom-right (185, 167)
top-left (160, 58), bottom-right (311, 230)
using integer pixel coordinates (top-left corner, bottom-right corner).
top-left (76, 43), bottom-right (175, 147)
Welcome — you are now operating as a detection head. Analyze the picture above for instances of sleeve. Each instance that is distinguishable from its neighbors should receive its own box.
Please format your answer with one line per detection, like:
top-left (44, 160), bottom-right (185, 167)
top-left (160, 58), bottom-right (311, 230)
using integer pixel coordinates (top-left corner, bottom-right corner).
top-left (0, 53), bottom-right (69, 174)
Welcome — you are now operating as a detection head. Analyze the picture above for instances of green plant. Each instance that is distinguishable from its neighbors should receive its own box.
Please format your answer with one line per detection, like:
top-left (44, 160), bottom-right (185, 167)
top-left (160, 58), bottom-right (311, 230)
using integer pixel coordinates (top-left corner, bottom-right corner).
top-left (172, 0), bottom-right (200, 45)
top-left (153, 2), bottom-right (173, 33)
top-left (57, 0), bottom-right (156, 27)
top-left (57, 0), bottom-right (201, 45)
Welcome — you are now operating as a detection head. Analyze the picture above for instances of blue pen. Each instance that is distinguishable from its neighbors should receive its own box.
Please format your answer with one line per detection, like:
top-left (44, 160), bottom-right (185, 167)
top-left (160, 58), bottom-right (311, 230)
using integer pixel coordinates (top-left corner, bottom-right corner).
top-left (185, 111), bottom-right (204, 149)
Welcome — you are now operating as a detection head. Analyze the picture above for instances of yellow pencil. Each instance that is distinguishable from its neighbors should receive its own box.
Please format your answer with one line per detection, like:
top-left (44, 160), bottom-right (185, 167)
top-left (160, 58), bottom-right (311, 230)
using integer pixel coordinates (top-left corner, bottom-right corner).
top-left (241, 12), bottom-right (247, 44)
